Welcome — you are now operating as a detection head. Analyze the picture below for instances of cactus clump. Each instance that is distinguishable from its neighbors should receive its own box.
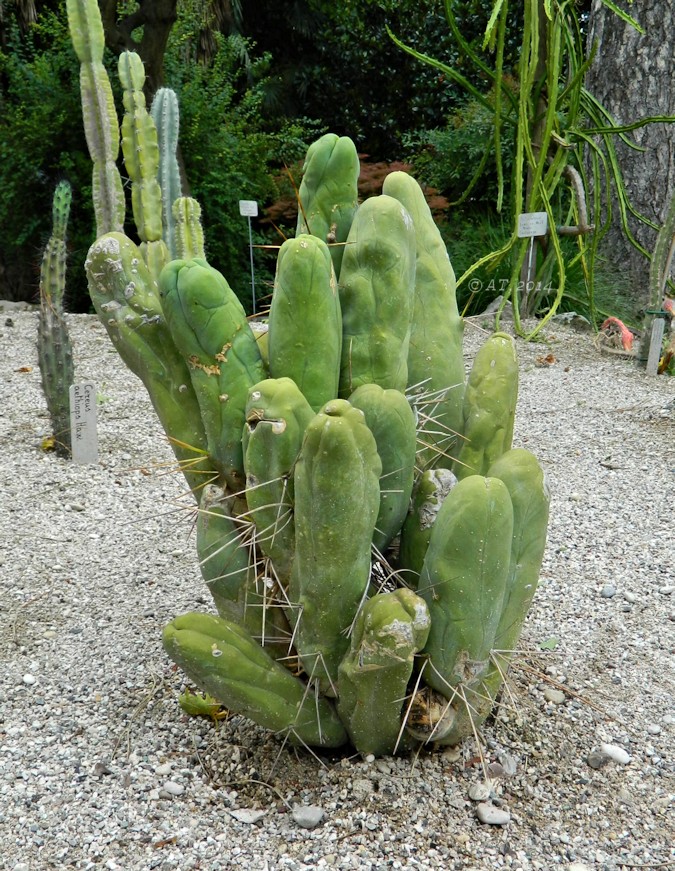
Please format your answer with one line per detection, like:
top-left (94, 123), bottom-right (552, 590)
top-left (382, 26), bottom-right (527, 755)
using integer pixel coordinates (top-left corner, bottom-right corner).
top-left (68, 3), bottom-right (549, 756)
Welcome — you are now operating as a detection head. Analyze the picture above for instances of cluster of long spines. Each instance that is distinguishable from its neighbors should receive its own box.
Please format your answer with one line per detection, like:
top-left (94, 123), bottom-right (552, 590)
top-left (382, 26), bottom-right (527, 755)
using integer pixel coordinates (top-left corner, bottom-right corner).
top-left (66, 0), bottom-right (125, 235)
top-left (38, 181), bottom-right (74, 457)
top-left (151, 88), bottom-right (182, 259)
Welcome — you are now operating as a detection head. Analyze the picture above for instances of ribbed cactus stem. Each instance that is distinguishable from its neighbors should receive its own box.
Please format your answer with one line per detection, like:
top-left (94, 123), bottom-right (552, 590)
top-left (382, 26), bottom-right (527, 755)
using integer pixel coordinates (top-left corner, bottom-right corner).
top-left (38, 181), bottom-right (74, 457)
top-left (66, 0), bottom-right (125, 235)
top-left (173, 197), bottom-right (206, 260)
top-left (118, 51), bottom-right (164, 245)
top-left (151, 87), bottom-right (182, 258)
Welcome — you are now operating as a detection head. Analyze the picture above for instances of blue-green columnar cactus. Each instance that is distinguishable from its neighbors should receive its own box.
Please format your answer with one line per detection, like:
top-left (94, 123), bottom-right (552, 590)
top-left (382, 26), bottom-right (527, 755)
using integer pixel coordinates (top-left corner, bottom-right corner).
top-left (37, 181), bottom-right (75, 457)
top-left (69, 0), bottom-right (550, 755)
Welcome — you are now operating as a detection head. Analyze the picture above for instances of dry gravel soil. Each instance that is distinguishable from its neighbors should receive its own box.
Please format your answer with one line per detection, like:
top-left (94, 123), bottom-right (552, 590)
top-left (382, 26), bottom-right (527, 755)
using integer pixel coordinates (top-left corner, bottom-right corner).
top-left (0, 305), bottom-right (673, 871)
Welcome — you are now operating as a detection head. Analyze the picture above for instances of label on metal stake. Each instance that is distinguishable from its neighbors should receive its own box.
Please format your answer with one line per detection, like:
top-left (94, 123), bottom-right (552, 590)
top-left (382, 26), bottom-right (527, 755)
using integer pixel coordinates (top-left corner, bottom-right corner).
top-left (239, 200), bottom-right (258, 217)
top-left (517, 212), bottom-right (548, 238)
top-left (69, 382), bottom-right (98, 463)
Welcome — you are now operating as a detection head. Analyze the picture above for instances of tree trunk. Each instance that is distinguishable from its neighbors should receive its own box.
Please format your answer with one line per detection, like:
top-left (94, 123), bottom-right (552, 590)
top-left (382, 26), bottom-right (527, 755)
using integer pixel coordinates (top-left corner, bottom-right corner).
top-left (585, 0), bottom-right (675, 308)
top-left (99, 0), bottom-right (177, 102)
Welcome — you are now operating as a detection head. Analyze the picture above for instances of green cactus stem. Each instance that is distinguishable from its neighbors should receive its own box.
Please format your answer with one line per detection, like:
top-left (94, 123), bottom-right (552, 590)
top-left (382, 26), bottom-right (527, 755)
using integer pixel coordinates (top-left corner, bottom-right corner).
top-left (290, 399), bottom-right (382, 695)
top-left (453, 332), bottom-right (519, 479)
top-left (66, 0), bottom-right (125, 235)
top-left (242, 378), bottom-right (315, 586)
top-left (159, 257), bottom-right (266, 491)
top-left (475, 447), bottom-right (550, 709)
top-left (382, 171), bottom-right (465, 470)
top-left (151, 87), bottom-right (182, 259)
top-left (38, 181), bottom-right (75, 457)
top-left (163, 612), bottom-right (347, 747)
top-left (118, 51), bottom-right (164, 245)
top-left (338, 195), bottom-right (416, 396)
top-left (337, 589), bottom-right (430, 756)
top-left (196, 483), bottom-right (292, 655)
top-left (418, 475), bottom-right (513, 698)
top-left (173, 197), bottom-right (206, 260)
top-left (268, 235), bottom-right (342, 412)
top-left (296, 132), bottom-right (359, 276)
top-left (398, 467), bottom-right (458, 587)
top-left (85, 233), bottom-right (209, 494)
top-left (348, 383), bottom-right (417, 554)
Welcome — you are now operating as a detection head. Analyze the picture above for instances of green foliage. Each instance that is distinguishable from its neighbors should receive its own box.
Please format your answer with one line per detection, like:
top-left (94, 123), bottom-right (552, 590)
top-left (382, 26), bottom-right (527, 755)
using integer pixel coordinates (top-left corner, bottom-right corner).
top-left (442, 211), bottom-right (640, 325)
top-left (404, 96), bottom-right (516, 211)
top-left (0, 5), bottom-right (93, 308)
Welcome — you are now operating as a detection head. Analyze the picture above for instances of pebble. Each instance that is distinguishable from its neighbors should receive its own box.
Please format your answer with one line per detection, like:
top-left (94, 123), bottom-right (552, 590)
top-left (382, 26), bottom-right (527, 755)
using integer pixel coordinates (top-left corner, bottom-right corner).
top-left (229, 809), bottom-right (266, 824)
top-left (659, 585), bottom-right (674, 595)
top-left (475, 802), bottom-right (510, 826)
top-left (160, 780), bottom-right (185, 797)
top-left (568, 864), bottom-right (593, 871)
top-left (587, 750), bottom-right (611, 770)
top-left (600, 584), bottom-right (616, 598)
top-left (42, 630), bottom-right (57, 639)
top-left (468, 782), bottom-right (492, 801)
top-left (155, 763), bottom-right (173, 776)
top-left (292, 804), bottom-right (325, 829)
top-left (646, 724), bottom-right (661, 735)
top-left (22, 674), bottom-right (36, 686)
top-left (623, 591), bottom-right (637, 603)
top-left (497, 753), bottom-right (518, 776)
top-left (544, 687), bottom-right (566, 704)
top-left (600, 743), bottom-right (631, 765)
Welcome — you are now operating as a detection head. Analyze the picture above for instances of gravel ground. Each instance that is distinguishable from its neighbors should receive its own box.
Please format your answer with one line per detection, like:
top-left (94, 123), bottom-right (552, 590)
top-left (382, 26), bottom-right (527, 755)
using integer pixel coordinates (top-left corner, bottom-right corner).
top-left (1, 305), bottom-right (673, 871)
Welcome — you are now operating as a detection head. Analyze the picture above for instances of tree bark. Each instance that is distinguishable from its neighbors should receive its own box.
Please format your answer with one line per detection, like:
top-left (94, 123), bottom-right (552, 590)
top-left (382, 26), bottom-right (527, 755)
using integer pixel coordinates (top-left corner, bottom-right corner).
top-left (585, 0), bottom-right (675, 306)
top-left (99, 0), bottom-right (177, 101)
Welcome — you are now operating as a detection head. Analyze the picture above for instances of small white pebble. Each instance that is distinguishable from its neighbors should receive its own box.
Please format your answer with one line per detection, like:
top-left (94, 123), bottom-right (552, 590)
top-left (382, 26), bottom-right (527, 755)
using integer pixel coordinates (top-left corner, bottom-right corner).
top-left (476, 802), bottom-right (510, 825)
top-left (600, 743), bottom-right (631, 765)
top-left (544, 687), bottom-right (566, 705)
top-left (22, 674), bottom-right (36, 686)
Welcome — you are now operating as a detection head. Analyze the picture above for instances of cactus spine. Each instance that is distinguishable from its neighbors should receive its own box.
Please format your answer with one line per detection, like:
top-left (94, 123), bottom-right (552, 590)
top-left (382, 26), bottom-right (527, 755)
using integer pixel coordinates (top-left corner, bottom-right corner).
top-left (38, 181), bottom-right (75, 457)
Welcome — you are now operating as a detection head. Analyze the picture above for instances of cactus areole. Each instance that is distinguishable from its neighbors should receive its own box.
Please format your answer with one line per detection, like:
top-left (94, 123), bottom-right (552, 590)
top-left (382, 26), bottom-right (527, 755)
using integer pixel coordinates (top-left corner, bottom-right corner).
top-left (69, 3), bottom-right (549, 756)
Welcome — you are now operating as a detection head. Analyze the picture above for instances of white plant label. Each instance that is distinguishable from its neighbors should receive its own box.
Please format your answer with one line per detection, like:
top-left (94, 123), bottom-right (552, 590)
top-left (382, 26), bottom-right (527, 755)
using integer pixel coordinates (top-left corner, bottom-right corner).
top-left (70, 382), bottom-right (98, 464)
top-left (239, 200), bottom-right (259, 217)
top-left (517, 212), bottom-right (548, 238)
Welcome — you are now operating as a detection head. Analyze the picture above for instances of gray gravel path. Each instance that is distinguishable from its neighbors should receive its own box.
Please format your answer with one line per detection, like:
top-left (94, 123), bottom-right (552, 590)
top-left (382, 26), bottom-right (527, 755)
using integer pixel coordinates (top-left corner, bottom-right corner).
top-left (1, 308), bottom-right (673, 871)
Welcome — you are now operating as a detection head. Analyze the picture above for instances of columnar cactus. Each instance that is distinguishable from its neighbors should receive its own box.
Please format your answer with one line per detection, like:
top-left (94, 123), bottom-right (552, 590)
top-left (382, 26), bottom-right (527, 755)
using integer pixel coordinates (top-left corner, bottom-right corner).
top-left (151, 88), bottom-right (182, 259)
top-left (69, 2), bottom-right (550, 756)
top-left (37, 181), bottom-right (75, 457)
top-left (66, 0), bottom-right (124, 235)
